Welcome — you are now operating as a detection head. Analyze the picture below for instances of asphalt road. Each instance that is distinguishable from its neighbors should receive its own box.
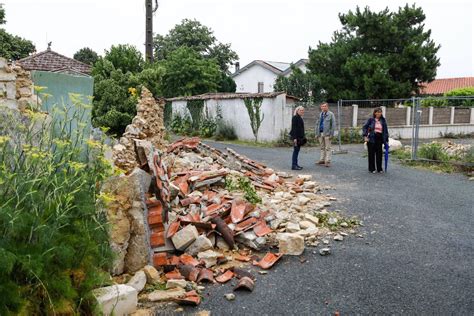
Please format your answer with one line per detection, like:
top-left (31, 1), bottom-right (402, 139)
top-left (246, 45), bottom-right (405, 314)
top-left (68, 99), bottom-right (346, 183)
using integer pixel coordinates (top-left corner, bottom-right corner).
top-left (178, 142), bottom-right (473, 316)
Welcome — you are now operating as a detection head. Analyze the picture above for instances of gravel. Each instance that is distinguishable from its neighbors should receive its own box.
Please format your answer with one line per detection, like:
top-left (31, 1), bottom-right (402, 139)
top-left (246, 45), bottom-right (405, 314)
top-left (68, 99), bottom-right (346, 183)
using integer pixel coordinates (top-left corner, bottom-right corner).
top-left (178, 142), bottom-right (473, 315)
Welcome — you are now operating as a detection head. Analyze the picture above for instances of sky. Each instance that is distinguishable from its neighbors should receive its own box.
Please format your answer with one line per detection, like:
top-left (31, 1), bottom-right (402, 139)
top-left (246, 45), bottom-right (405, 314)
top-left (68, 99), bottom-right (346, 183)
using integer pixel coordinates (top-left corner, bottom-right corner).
top-left (2, 0), bottom-right (473, 78)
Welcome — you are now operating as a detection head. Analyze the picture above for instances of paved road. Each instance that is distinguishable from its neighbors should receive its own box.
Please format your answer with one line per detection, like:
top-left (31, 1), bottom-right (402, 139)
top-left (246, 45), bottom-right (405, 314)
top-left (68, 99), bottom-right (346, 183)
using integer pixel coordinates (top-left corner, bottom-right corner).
top-left (180, 142), bottom-right (473, 315)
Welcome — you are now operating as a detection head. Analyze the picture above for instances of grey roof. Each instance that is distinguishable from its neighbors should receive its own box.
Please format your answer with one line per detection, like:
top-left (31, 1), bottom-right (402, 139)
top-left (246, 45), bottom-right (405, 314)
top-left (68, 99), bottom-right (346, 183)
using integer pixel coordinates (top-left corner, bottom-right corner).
top-left (167, 92), bottom-right (301, 101)
top-left (232, 59), bottom-right (308, 77)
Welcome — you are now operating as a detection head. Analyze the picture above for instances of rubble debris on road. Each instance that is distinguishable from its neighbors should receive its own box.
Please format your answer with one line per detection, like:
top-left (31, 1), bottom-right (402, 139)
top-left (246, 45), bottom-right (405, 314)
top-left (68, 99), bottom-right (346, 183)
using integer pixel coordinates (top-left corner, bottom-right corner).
top-left (105, 132), bottom-right (359, 311)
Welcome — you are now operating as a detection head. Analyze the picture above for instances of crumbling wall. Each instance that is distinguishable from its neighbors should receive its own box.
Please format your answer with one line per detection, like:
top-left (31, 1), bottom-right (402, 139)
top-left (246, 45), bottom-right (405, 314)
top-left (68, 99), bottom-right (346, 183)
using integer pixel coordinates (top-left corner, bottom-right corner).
top-left (113, 87), bottom-right (166, 173)
top-left (105, 87), bottom-right (167, 275)
top-left (0, 57), bottom-right (37, 111)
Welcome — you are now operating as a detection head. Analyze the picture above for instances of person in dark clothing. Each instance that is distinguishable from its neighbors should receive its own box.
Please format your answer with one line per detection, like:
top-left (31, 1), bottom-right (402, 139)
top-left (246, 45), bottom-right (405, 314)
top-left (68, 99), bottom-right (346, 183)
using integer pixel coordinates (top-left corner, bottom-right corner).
top-left (289, 106), bottom-right (306, 170)
top-left (362, 107), bottom-right (389, 173)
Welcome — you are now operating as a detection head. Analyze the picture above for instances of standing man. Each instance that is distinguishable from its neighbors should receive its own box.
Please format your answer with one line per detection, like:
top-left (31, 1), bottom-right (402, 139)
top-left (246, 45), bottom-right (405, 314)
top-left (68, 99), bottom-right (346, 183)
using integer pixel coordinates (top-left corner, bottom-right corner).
top-left (315, 102), bottom-right (336, 167)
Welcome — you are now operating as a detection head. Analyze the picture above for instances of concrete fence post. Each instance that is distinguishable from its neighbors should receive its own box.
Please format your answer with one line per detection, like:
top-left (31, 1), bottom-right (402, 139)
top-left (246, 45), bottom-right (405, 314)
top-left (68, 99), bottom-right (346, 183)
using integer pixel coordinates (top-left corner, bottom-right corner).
top-left (428, 106), bottom-right (434, 125)
top-left (406, 106), bottom-right (411, 126)
top-left (381, 106), bottom-right (386, 118)
top-left (470, 108), bottom-right (474, 124)
top-left (450, 107), bottom-right (455, 125)
top-left (352, 104), bottom-right (358, 127)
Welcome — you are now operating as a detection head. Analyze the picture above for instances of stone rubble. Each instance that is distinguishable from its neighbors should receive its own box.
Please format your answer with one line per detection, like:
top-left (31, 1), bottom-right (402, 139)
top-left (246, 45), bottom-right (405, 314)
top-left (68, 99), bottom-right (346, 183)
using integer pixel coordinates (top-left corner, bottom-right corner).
top-left (98, 90), bottom-right (359, 312)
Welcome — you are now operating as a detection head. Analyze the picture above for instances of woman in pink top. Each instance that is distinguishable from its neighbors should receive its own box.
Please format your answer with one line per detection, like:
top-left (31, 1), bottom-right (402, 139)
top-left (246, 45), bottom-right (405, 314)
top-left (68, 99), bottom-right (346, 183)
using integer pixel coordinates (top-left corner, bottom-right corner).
top-left (362, 108), bottom-right (389, 173)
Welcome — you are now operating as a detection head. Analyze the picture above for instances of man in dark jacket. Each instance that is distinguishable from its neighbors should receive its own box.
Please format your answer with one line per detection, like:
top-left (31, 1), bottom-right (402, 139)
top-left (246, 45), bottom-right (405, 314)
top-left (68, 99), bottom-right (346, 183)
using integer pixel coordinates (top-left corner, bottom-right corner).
top-left (289, 106), bottom-right (305, 170)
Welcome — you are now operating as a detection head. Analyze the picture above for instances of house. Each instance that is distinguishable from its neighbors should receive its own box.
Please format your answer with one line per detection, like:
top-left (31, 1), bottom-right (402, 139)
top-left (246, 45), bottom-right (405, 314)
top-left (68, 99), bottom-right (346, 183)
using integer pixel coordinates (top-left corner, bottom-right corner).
top-left (17, 46), bottom-right (92, 76)
top-left (231, 59), bottom-right (308, 93)
top-left (419, 77), bottom-right (474, 96)
top-left (15, 45), bottom-right (94, 134)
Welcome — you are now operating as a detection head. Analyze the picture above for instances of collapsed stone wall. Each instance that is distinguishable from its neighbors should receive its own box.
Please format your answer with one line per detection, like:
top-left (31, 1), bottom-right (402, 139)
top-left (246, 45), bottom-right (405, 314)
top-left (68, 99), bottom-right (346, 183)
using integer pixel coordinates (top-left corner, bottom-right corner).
top-left (113, 87), bottom-right (167, 173)
top-left (0, 57), bottom-right (37, 111)
top-left (106, 87), bottom-right (168, 275)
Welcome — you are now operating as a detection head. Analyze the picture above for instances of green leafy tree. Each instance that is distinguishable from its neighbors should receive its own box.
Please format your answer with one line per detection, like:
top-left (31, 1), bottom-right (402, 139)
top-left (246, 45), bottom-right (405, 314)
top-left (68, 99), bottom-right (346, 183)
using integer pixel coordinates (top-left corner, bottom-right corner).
top-left (0, 5), bottom-right (35, 60)
top-left (307, 4), bottom-right (440, 100)
top-left (274, 66), bottom-right (322, 102)
top-left (73, 47), bottom-right (99, 65)
top-left (102, 44), bottom-right (144, 74)
top-left (91, 45), bottom-right (145, 135)
top-left (154, 19), bottom-right (238, 93)
top-left (160, 47), bottom-right (221, 97)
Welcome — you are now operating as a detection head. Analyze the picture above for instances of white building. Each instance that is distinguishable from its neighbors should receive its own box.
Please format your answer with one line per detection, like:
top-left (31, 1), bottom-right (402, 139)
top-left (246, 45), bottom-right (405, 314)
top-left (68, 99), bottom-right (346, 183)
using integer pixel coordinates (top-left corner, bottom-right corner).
top-left (232, 59), bottom-right (308, 93)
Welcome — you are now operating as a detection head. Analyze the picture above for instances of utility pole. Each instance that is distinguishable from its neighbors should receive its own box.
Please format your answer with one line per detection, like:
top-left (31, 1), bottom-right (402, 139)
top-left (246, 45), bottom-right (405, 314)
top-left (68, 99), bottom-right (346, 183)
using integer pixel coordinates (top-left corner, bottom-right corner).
top-left (145, 0), bottom-right (158, 63)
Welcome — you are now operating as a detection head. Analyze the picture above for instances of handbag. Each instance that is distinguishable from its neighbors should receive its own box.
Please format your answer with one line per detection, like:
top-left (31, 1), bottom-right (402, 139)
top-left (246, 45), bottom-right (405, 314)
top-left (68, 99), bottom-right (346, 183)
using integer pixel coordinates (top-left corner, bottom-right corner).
top-left (297, 137), bottom-right (307, 146)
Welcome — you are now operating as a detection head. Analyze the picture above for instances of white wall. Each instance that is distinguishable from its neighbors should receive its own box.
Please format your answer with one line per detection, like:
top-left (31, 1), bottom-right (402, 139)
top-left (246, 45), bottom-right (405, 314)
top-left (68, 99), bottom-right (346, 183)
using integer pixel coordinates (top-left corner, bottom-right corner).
top-left (233, 64), bottom-right (279, 93)
top-left (171, 95), bottom-right (294, 141)
top-left (284, 63), bottom-right (307, 78)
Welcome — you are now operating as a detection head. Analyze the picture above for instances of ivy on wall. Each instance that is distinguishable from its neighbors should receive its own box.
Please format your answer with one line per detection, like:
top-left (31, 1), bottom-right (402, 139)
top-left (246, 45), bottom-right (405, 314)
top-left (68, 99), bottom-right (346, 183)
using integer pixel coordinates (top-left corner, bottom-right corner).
top-left (186, 99), bottom-right (205, 130)
top-left (244, 97), bottom-right (264, 142)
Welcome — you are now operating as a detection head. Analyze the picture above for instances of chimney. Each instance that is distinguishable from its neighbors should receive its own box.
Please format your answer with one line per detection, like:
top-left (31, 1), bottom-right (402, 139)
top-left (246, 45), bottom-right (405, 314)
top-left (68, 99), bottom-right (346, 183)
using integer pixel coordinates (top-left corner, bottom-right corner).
top-left (235, 62), bottom-right (240, 72)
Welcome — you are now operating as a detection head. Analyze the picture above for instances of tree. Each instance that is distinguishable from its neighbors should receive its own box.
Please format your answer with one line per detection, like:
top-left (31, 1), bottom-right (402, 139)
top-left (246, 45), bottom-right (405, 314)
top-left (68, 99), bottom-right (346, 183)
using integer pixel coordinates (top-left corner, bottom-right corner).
top-left (73, 47), bottom-right (99, 65)
top-left (0, 5), bottom-right (35, 60)
top-left (274, 66), bottom-right (322, 102)
top-left (159, 47), bottom-right (221, 98)
top-left (91, 45), bottom-right (145, 135)
top-left (307, 4), bottom-right (440, 100)
top-left (102, 44), bottom-right (144, 74)
top-left (154, 19), bottom-right (238, 93)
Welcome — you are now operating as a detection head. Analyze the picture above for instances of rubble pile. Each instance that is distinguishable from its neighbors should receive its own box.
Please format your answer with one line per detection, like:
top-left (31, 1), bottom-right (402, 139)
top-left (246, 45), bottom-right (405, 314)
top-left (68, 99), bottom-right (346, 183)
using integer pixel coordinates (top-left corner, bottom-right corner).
top-left (97, 136), bottom-right (358, 314)
top-left (441, 141), bottom-right (472, 158)
top-left (113, 87), bottom-right (167, 173)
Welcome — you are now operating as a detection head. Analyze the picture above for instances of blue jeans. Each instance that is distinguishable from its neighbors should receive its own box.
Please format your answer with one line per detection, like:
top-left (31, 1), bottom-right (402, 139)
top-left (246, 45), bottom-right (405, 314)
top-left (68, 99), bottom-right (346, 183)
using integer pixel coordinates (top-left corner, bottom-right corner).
top-left (292, 145), bottom-right (300, 167)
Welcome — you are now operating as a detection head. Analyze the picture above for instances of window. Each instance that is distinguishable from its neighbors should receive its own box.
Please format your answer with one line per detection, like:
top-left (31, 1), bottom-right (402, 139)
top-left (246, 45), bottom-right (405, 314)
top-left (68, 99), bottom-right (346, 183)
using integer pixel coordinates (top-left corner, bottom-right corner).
top-left (258, 82), bottom-right (264, 93)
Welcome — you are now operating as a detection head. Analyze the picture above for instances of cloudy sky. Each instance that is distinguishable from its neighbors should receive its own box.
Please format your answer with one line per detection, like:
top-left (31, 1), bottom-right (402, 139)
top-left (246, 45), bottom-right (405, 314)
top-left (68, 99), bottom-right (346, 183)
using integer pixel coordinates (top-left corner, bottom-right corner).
top-left (2, 0), bottom-right (473, 78)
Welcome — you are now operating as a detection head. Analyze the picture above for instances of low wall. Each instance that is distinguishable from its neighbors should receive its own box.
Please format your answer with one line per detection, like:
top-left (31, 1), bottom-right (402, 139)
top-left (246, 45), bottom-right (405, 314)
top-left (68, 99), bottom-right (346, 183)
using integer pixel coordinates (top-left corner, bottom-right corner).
top-left (172, 95), bottom-right (294, 141)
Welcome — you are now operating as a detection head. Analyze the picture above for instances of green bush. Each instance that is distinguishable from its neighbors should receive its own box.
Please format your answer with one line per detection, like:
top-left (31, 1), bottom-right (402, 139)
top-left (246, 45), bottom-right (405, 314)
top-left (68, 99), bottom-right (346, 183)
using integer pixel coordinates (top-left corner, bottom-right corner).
top-left (335, 127), bottom-right (364, 144)
top-left (445, 87), bottom-right (474, 107)
top-left (200, 117), bottom-right (217, 138)
top-left (214, 120), bottom-right (237, 141)
top-left (418, 142), bottom-right (448, 161)
top-left (0, 100), bottom-right (113, 314)
top-left (421, 96), bottom-right (447, 107)
top-left (170, 113), bottom-right (192, 135)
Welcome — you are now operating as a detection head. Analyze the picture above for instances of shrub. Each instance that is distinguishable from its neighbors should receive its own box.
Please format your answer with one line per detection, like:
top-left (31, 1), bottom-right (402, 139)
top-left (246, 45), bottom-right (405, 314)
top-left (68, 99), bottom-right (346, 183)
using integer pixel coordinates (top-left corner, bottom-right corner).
top-left (170, 113), bottom-right (192, 135)
top-left (418, 142), bottom-right (448, 161)
top-left (335, 127), bottom-right (364, 144)
top-left (199, 117), bottom-right (217, 138)
top-left (214, 120), bottom-right (237, 141)
top-left (444, 87), bottom-right (474, 107)
top-left (0, 98), bottom-right (113, 314)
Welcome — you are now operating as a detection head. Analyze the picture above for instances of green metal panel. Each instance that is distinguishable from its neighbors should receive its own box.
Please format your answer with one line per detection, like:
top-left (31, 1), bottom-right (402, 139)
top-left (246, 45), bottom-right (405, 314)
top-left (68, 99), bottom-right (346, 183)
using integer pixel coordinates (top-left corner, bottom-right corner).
top-left (31, 70), bottom-right (94, 137)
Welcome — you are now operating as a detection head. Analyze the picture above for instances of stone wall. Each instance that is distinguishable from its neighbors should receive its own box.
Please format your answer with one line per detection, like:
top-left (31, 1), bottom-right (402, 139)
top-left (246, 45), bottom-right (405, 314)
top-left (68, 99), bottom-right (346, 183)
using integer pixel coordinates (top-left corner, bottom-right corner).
top-left (0, 57), bottom-right (37, 111)
top-left (113, 87), bottom-right (166, 173)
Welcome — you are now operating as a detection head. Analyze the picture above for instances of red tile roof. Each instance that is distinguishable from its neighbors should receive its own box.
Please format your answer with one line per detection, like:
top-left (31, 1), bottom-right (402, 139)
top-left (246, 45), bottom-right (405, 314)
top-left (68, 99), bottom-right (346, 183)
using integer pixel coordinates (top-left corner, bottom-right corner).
top-left (17, 48), bottom-right (92, 75)
top-left (419, 77), bottom-right (474, 95)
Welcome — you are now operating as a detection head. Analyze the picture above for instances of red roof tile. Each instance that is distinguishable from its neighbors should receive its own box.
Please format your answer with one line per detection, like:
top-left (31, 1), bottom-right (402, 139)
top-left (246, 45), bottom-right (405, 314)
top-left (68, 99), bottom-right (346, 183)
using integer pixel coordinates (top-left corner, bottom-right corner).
top-left (419, 77), bottom-right (474, 95)
top-left (17, 49), bottom-right (92, 75)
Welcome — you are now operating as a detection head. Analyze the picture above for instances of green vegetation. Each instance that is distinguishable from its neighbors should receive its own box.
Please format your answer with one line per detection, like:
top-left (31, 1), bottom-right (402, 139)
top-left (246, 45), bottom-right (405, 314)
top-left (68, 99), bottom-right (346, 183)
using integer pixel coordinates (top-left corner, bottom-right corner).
top-left (274, 66), bottom-right (322, 102)
top-left (308, 4), bottom-right (439, 100)
top-left (225, 175), bottom-right (262, 204)
top-left (0, 98), bottom-right (113, 314)
top-left (243, 97), bottom-right (264, 142)
top-left (0, 5), bottom-right (35, 60)
top-left (421, 87), bottom-right (474, 107)
top-left (73, 47), bottom-right (99, 66)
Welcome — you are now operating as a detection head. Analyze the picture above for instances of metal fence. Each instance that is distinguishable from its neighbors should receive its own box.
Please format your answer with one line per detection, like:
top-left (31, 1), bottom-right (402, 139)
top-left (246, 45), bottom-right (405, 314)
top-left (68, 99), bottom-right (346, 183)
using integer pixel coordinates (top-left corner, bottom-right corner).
top-left (298, 96), bottom-right (474, 160)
